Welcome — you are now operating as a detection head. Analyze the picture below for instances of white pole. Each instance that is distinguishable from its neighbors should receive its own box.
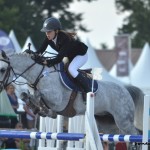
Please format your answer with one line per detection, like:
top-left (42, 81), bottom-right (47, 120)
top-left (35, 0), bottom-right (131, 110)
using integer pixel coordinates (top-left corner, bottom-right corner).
top-left (86, 92), bottom-right (94, 150)
top-left (56, 115), bottom-right (64, 148)
top-left (67, 117), bottom-right (74, 148)
top-left (38, 117), bottom-right (46, 149)
top-left (46, 117), bottom-right (56, 147)
top-left (142, 95), bottom-right (150, 150)
top-left (86, 92), bottom-right (103, 150)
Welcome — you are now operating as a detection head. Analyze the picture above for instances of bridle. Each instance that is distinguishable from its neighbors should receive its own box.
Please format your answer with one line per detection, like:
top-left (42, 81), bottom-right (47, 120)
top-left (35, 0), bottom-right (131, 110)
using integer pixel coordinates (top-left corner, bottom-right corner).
top-left (0, 56), bottom-right (60, 93)
top-left (0, 57), bottom-right (45, 92)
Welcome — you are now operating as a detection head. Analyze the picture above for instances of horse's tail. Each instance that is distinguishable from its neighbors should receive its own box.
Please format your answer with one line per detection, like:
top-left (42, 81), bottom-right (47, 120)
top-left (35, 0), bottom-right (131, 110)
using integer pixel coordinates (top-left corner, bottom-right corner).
top-left (125, 85), bottom-right (144, 131)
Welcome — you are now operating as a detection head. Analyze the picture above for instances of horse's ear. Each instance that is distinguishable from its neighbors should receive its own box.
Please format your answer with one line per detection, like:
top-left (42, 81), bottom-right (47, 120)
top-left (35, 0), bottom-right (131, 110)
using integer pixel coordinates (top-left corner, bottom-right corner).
top-left (1, 50), bottom-right (8, 59)
top-left (27, 90), bottom-right (30, 94)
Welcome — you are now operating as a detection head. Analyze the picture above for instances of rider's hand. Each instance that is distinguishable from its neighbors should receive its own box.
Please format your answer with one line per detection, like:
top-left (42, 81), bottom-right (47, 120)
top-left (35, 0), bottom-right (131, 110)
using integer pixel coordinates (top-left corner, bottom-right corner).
top-left (31, 54), bottom-right (44, 64)
top-left (46, 59), bottom-right (55, 67)
top-left (43, 60), bottom-right (47, 65)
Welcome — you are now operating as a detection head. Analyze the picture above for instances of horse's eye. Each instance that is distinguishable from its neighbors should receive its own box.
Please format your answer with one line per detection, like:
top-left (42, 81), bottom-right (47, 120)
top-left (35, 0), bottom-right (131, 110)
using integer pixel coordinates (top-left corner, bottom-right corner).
top-left (0, 68), bottom-right (6, 73)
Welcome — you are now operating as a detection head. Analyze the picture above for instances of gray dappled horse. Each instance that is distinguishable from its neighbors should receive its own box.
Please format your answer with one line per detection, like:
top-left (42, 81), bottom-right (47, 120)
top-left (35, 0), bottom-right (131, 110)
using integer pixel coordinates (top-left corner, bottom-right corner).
top-left (0, 51), bottom-right (144, 135)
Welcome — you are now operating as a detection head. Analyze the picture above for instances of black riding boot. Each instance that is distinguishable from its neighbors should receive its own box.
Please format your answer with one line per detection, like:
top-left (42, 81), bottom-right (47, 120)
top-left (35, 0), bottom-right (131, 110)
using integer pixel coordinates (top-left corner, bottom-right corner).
top-left (75, 73), bottom-right (91, 93)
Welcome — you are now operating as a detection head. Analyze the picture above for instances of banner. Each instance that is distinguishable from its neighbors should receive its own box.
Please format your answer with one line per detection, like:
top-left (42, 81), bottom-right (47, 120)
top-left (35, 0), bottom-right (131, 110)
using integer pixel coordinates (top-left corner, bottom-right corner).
top-left (0, 30), bottom-right (15, 54)
top-left (115, 34), bottom-right (130, 76)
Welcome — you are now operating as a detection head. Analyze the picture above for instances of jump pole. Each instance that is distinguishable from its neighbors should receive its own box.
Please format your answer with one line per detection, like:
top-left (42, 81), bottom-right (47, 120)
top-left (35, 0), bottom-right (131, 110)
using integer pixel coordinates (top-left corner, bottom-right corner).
top-left (142, 94), bottom-right (150, 150)
top-left (0, 130), bottom-right (150, 142)
top-left (85, 92), bottom-right (103, 150)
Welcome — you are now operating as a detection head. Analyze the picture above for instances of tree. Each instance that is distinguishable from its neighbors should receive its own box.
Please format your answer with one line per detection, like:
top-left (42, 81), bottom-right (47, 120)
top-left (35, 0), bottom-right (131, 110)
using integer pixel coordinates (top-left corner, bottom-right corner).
top-left (115, 0), bottom-right (150, 48)
top-left (0, 0), bottom-right (95, 49)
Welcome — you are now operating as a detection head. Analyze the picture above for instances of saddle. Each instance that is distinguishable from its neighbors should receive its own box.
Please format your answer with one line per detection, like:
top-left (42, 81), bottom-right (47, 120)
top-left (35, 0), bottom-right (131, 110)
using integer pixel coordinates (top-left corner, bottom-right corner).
top-left (58, 62), bottom-right (98, 93)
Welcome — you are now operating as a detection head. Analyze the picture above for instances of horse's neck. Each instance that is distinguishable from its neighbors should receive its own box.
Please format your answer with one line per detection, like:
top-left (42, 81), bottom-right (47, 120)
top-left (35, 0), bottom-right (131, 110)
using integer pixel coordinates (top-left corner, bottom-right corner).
top-left (9, 54), bottom-right (44, 84)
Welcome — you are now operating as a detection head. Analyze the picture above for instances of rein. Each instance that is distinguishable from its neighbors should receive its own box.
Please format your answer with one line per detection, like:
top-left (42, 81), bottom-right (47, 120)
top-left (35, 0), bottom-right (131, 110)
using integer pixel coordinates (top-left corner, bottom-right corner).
top-left (0, 58), bottom-right (43, 90)
top-left (0, 57), bottom-right (62, 91)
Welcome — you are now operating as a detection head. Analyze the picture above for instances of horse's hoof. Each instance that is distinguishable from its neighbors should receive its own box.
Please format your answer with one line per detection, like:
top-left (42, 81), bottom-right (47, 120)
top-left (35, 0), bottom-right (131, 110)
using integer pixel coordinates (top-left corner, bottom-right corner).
top-left (38, 111), bottom-right (47, 117)
top-left (47, 110), bottom-right (57, 119)
top-left (33, 107), bottom-right (40, 114)
top-left (51, 112), bottom-right (57, 119)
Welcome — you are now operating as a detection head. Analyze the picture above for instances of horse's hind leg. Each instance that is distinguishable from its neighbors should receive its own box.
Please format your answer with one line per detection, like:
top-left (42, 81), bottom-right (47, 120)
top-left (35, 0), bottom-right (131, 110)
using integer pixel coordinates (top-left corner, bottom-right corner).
top-left (113, 114), bottom-right (138, 135)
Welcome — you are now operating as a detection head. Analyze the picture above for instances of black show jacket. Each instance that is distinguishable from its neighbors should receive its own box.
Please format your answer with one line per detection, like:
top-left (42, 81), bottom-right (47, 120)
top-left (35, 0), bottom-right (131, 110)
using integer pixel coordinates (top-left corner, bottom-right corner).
top-left (37, 31), bottom-right (88, 65)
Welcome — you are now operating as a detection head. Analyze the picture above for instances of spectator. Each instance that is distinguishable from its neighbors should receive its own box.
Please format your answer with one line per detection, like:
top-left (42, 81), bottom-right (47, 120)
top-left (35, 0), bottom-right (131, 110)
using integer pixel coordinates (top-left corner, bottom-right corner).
top-left (20, 92), bottom-right (37, 129)
top-left (1, 138), bottom-right (17, 149)
top-left (6, 84), bottom-right (19, 128)
top-left (15, 122), bottom-right (30, 150)
top-left (116, 142), bottom-right (127, 150)
top-left (1, 122), bottom-right (30, 150)
top-left (23, 103), bottom-right (36, 129)
top-left (103, 142), bottom-right (109, 150)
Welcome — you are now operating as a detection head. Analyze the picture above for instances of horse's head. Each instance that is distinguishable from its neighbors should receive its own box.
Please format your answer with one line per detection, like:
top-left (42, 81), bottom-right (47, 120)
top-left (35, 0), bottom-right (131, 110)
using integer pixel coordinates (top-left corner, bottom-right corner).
top-left (0, 50), bottom-right (13, 92)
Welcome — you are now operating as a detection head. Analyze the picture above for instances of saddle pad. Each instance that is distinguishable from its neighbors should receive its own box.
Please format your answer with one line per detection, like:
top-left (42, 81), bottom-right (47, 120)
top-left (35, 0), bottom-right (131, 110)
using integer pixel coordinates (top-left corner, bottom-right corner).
top-left (58, 62), bottom-right (98, 93)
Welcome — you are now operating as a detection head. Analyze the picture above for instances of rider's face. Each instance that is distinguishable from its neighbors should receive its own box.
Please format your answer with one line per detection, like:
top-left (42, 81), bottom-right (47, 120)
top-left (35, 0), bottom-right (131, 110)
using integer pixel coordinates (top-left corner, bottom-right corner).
top-left (46, 30), bottom-right (55, 40)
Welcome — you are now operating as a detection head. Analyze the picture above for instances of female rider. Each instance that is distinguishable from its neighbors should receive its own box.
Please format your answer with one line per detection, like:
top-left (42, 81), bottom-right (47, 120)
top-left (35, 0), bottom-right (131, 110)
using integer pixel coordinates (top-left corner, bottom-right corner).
top-left (37, 17), bottom-right (90, 93)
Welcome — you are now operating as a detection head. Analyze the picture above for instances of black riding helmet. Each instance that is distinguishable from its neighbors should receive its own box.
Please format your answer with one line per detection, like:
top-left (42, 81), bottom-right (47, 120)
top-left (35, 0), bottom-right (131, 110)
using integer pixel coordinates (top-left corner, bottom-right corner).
top-left (41, 17), bottom-right (62, 32)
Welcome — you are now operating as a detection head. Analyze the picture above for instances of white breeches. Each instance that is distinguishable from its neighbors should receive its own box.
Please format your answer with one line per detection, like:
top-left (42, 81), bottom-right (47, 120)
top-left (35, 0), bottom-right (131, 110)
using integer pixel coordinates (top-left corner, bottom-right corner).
top-left (68, 52), bottom-right (88, 78)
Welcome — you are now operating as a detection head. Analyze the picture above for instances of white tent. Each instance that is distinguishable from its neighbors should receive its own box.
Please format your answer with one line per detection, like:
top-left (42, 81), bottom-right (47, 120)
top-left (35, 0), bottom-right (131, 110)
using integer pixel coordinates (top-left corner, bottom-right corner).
top-left (22, 36), bottom-right (36, 52)
top-left (9, 30), bottom-right (22, 53)
top-left (0, 90), bottom-right (17, 116)
top-left (82, 39), bottom-right (123, 86)
top-left (0, 29), bottom-right (15, 55)
top-left (130, 43), bottom-right (150, 94)
top-left (109, 60), bottom-right (133, 84)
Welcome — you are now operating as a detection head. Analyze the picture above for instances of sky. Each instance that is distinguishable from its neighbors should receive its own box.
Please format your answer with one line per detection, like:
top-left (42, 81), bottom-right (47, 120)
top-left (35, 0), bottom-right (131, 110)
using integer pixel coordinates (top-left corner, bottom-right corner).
top-left (69, 0), bottom-right (128, 49)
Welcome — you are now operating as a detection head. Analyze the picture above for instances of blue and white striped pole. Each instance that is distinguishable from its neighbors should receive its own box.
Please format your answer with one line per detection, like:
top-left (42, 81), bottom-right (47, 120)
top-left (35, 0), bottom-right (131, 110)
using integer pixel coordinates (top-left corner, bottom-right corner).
top-left (0, 130), bottom-right (84, 141)
top-left (100, 134), bottom-right (147, 143)
top-left (0, 130), bottom-right (149, 143)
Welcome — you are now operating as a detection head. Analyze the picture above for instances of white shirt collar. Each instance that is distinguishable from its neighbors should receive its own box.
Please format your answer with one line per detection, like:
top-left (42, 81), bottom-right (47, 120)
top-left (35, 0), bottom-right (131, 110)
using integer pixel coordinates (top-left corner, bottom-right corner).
top-left (52, 35), bottom-right (57, 44)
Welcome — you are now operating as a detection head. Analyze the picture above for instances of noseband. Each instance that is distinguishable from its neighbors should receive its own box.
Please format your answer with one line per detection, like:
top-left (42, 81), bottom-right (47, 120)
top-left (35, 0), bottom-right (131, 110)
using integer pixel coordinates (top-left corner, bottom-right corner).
top-left (0, 58), bottom-right (15, 92)
top-left (0, 56), bottom-right (46, 92)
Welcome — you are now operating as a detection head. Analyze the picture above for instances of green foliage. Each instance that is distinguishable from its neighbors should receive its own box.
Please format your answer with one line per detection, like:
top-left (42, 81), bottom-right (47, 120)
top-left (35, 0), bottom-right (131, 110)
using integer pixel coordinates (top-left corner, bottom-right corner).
top-left (18, 140), bottom-right (25, 150)
top-left (115, 0), bottom-right (150, 48)
top-left (0, 0), bottom-right (95, 49)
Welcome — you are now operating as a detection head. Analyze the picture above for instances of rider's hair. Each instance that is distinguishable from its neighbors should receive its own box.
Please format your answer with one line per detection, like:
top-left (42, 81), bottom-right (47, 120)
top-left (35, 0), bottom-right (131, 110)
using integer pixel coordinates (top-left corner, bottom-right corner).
top-left (5, 84), bottom-right (15, 91)
top-left (58, 30), bottom-right (77, 40)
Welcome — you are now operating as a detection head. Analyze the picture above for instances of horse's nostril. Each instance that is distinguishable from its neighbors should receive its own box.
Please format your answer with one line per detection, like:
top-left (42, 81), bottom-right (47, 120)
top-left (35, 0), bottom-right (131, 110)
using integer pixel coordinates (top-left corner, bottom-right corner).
top-left (0, 86), bottom-right (3, 92)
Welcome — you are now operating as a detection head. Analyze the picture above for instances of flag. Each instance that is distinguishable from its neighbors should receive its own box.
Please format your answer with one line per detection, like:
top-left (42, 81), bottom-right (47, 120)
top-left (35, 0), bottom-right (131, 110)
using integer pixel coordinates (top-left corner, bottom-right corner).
top-left (115, 34), bottom-right (131, 76)
top-left (91, 68), bottom-right (103, 80)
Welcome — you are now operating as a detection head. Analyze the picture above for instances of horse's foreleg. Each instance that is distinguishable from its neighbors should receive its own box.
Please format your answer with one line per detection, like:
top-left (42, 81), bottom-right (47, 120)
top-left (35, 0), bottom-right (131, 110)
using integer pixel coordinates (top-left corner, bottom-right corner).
top-left (21, 91), bottom-right (57, 119)
top-left (20, 92), bottom-right (41, 114)
top-left (38, 99), bottom-right (57, 118)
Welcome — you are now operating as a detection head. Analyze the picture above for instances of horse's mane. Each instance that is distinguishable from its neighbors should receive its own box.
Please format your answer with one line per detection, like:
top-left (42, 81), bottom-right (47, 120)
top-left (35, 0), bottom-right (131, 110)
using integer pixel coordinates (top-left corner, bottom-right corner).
top-left (14, 52), bottom-right (31, 57)
top-left (2, 51), bottom-right (58, 69)
top-left (11, 52), bottom-right (35, 61)
top-left (0, 51), bottom-right (32, 58)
